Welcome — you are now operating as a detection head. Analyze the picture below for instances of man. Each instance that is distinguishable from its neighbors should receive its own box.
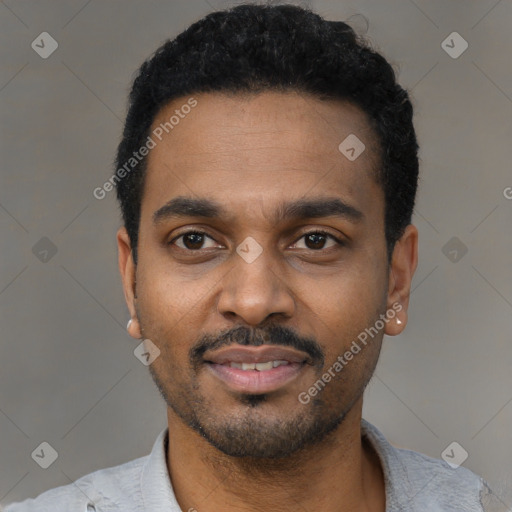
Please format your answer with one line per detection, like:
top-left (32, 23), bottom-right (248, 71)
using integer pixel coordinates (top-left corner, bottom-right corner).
top-left (5, 3), bottom-right (494, 511)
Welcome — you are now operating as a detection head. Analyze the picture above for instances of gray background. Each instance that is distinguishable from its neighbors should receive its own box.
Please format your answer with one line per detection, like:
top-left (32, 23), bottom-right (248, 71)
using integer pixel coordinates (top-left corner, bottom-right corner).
top-left (1, 0), bottom-right (511, 507)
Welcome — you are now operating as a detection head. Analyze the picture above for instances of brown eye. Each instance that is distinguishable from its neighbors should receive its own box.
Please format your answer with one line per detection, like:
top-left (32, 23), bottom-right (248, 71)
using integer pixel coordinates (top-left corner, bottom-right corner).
top-left (182, 232), bottom-right (205, 250)
top-left (305, 232), bottom-right (328, 250)
top-left (170, 231), bottom-right (219, 251)
top-left (292, 231), bottom-right (342, 251)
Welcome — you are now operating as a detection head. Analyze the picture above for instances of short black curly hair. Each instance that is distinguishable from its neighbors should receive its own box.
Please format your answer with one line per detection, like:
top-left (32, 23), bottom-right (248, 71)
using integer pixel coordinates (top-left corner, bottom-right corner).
top-left (114, 3), bottom-right (419, 264)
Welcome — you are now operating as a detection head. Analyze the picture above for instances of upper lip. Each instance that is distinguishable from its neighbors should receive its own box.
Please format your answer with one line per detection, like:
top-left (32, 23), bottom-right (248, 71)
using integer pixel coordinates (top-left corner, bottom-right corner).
top-left (204, 345), bottom-right (310, 365)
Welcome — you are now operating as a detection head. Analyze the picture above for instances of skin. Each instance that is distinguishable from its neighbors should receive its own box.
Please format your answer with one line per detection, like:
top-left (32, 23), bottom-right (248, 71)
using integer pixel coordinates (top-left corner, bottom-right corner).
top-left (117, 91), bottom-right (418, 512)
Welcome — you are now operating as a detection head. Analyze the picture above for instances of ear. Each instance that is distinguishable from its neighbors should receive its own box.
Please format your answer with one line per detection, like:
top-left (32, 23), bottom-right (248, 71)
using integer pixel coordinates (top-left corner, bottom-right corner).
top-left (384, 224), bottom-right (418, 336)
top-left (117, 226), bottom-right (142, 339)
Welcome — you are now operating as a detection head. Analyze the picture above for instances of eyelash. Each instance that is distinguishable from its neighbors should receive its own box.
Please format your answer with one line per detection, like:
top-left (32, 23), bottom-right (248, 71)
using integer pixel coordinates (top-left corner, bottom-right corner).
top-left (168, 229), bottom-right (345, 252)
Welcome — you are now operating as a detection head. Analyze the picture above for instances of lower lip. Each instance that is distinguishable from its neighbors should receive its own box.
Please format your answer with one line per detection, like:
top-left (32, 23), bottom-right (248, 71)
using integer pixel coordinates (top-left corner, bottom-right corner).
top-left (206, 363), bottom-right (305, 394)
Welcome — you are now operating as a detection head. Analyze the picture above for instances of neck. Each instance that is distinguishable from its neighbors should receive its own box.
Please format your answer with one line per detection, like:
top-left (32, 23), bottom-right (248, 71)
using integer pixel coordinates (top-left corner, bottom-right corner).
top-left (165, 398), bottom-right (385, 512)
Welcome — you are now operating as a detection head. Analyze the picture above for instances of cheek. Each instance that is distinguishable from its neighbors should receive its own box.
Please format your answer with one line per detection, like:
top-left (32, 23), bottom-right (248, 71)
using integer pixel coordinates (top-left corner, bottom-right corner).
top-left (134, 269), bottom-right (195, 361)
top-left (315, 259), bottom-right (386, 316)
top-left (136, 259), bottom-right (204, 321)
top-left (309, 262), bottom-right (387, 356)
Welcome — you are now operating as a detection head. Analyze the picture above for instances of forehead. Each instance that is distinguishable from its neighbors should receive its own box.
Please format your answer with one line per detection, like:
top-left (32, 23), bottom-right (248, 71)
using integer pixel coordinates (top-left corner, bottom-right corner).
top-left (141, 91), bottom-right (383, 225)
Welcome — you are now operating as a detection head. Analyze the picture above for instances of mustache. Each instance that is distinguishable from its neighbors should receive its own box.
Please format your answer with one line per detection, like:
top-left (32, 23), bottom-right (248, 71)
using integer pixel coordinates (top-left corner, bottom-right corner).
top-left (189, 324), bottom-right (325, 368)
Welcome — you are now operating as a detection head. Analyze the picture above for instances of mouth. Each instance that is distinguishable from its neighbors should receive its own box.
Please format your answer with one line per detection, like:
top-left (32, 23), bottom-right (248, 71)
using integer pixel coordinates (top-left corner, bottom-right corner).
top-left (203, 344), bottom-right (311, 394)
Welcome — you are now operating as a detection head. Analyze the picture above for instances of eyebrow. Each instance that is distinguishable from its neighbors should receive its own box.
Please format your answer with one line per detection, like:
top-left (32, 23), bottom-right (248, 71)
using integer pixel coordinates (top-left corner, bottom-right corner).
top-left (152, 195), bottom-right (364, 225)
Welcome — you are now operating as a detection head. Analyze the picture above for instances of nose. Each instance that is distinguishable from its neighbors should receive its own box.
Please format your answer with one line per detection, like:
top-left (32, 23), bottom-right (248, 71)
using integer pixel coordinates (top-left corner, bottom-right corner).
top-left (217, 243), bottom-right (296, 326)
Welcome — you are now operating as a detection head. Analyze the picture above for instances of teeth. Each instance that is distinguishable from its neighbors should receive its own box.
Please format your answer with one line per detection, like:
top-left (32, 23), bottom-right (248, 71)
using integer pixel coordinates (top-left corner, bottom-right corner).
top-left (228, 360), bottom-right (290, 371)
top-left (255, 361), bottom-right (273, 371)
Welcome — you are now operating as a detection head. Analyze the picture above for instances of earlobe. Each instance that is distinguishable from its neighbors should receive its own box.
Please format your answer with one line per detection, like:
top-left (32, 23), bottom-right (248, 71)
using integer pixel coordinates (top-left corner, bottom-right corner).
top-left (384, 306), bottom-right (407, 336)
top-left (127, 316), bottom-right (143, 339)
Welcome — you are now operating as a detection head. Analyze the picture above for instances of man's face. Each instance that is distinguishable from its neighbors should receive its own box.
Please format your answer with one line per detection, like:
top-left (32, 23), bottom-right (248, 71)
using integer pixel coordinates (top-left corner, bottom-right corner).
top-left (121, 91), bottom-right (393, 458)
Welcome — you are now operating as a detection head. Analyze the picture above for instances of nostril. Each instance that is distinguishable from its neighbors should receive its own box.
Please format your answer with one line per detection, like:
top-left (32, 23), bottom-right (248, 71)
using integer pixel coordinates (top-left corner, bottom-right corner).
top-left (86, 504), bottom-right (96, 511)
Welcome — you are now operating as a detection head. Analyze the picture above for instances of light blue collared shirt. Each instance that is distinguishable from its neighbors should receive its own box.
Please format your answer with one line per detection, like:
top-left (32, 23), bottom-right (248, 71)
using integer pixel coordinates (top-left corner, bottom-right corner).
top-left (3, 419), bottom-right (493, 511)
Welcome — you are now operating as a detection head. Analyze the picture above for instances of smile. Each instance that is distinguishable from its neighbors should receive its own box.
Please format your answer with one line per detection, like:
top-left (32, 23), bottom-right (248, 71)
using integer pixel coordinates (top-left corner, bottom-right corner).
top-left (203, 344), bottom-right (310, 394)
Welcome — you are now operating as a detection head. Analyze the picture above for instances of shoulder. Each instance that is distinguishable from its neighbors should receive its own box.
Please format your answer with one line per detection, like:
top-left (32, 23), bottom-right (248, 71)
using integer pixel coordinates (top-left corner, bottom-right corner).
top-left (3, 455), bottom-right (147, 512)
top-left (391, 444), bottom-right (486, 511)
top-left (362, 419), bottom-right (487, 511)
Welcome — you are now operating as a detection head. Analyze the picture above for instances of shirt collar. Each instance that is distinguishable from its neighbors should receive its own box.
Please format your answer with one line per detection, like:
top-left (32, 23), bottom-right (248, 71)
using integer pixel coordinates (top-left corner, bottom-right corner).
top-left (361, 418), bottom-right (415, 509)
top-left (139, 427), bottom-right (182, 512)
